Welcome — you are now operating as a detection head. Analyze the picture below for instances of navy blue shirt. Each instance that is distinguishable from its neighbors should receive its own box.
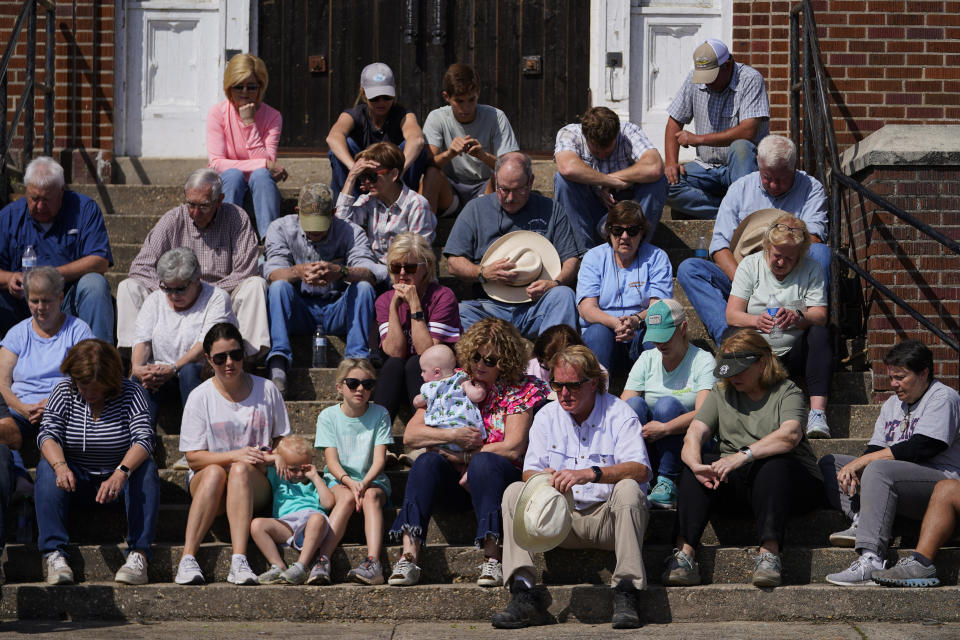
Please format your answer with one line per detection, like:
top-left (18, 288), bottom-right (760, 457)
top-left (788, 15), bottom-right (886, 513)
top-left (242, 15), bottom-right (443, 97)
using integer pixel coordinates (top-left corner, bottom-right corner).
top-left (0, 191), bottom-right (113, 271)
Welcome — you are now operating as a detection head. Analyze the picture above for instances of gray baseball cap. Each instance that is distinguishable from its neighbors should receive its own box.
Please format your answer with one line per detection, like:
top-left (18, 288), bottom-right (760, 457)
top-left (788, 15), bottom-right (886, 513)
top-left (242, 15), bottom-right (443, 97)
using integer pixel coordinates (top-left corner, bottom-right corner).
top-left (360, 62), bottom-right (396, 99)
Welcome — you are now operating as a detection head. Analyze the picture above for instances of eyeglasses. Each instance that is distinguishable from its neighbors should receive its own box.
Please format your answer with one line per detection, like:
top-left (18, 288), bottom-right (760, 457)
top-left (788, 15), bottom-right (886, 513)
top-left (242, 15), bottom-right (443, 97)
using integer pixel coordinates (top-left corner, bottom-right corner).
top-left (472, 352), bottom-right (501, 367)
top-left (770, 223), bottom-right (805, 240)
top-left (184, 200), bottom-right (217, 212)
top-left (159, 283), bottom-right (191, 296)
top-left (358, 168), bottom-right (389, 184)
top-left (368, 95), bottom-right (394, 103)
top-left (341, 378), bottom-right (376, 391)
top-left (210, 348), bottom-right (245, 365)
top-left (231, 83), bottom-right (260, 92)
top-left (389, 261), bottom-right (425, 275)
top-left (609, 225), bottom-right (643, 238)
top-left (496, 185), bottom-right (531, 197)
top-left (549, 379), bottom-right (590, 392)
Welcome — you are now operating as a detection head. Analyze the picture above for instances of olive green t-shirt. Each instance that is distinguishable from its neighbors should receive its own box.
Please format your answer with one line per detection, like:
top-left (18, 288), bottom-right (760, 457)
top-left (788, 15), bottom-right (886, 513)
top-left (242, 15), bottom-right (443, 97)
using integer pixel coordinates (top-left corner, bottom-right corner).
top-left (695, 379), bottom-right (822, 480)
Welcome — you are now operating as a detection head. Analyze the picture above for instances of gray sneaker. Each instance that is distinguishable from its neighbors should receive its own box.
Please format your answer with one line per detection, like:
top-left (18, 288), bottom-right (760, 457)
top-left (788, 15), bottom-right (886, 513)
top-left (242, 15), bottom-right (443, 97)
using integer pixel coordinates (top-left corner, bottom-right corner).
top-left (477, 557), bottom-right (503, 587)
top-left (268, 356), bottom-right (288, 398)
top-left (387, 552), bottom-right (421, 586)
top-left (829, 521), bottom-right (858, 547)
top-left (752, 551), bottom-right (782, 588)
top-left (872, 556), bottom-right (940, 587)
top-left (258, 564), bottom-right (285, 585)
top-left (45, 551), bottom-right (74, 585)
top-left (280, 562), bottom-right (307, 585)
top-left (347, 556), bottom-right (384, 585)
top-left (662, 548), bottom-right (701, 586)
top-left (826, 554), bottom-right (887, 586)
top-left (115, 551), bottom-right (149, 585)
top-left (806, 409), bottom-right (831, 439)
top-left (306, 556), bottom-right (331, 585)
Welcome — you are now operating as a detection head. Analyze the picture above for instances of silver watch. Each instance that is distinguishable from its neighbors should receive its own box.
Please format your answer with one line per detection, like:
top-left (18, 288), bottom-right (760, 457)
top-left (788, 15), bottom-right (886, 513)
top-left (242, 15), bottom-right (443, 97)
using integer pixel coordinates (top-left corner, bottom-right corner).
top-left (739, 445), bottom-right (754, 461)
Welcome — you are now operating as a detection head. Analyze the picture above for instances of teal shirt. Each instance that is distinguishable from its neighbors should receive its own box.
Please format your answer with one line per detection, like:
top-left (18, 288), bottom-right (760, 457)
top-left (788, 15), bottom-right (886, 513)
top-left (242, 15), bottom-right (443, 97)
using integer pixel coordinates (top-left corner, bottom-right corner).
top-left (267, 466), bottom-right (329, 519)
top-left (314, 403), bottom-right (394, 498)
top-left (624, 343), bottom-right (716, 410)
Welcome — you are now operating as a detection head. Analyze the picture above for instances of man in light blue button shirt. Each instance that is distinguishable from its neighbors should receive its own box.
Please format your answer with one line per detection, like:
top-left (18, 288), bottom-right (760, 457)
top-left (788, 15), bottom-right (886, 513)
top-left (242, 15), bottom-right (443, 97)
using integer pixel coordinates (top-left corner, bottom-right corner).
top-left (677, 135), bottom-right (830, 343)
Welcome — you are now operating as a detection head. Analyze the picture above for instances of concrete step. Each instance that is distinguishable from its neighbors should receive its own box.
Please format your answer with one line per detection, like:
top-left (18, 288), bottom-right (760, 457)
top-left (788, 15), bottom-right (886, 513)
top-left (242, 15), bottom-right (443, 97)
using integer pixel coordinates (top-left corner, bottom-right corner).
top-left (3, 581), bottom-right (960, 623)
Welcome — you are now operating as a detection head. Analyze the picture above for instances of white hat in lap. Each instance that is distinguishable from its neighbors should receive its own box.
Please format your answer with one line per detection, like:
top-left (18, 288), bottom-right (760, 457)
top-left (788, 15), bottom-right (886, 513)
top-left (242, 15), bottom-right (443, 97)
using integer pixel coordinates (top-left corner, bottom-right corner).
top-left (480, 230), bottom-right (562, 305)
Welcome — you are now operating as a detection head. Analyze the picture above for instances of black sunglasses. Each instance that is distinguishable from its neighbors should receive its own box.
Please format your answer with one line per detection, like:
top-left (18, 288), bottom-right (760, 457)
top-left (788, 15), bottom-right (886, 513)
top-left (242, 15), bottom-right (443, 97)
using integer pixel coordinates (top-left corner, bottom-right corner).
top-left (550, 379), bottom-right (589, 392)
top-left (389, 261), bottom-right (424, 275)
top-left (342, 378), bottom-right (376, 391)
top-left (472, 352), bottom-right (501, 367)
top-left (609, 225), bottom-right (643, 238)
top-left (358, 168), bottom-right (389, 184)
top-left (231, 83), bottom-right (259, 92)
top-left (210, 348), bottom-right (245, 365)
top-left (160, 283), bottom-right (191, 295)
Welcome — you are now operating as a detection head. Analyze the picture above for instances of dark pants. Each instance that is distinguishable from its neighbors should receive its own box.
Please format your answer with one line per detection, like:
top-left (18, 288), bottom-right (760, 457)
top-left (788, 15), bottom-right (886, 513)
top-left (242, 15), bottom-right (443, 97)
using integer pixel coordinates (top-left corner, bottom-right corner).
top-left (373, 355), bottom-right (423, 422)
top-left (389, 451), bottom-right (520, 547)
top-left (674, 452), bottom-right (823, 549)
top-left (781, 325), bottom-right (832, 398)
top-left (140, 362), bottom-right (204, 427)
top-left (0, 444), bottom-right (14, 550)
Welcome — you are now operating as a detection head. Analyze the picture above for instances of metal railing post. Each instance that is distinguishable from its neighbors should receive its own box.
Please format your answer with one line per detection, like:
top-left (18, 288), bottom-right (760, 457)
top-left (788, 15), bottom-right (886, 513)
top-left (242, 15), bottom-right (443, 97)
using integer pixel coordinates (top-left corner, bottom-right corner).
top-left (44, 1), bottom-right (54, 156)
top-left (23, 0), bottom-right (37, 162)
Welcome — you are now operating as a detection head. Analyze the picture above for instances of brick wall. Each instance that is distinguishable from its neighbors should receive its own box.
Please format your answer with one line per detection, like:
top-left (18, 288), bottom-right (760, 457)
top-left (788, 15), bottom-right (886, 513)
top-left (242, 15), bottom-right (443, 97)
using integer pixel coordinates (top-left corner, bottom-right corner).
top-left (0, 1), bottom-right (113, 182)
top-left (732, 0), bottom-right (960, 147)
top-left (842, 165), bottom-right (960, 398)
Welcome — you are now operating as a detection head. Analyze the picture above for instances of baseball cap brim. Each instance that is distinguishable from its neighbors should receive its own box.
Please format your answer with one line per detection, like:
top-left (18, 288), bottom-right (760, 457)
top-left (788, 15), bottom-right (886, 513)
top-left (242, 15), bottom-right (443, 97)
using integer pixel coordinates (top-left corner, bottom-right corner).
top-left (643, 322), bottom-right (677, 344)
top-left (692, 66), bottom-right (721, 84)
top-left (713, 351), bottom-right (761, 378)
top-left (364, 85), bottom-right (395, 99)
top-left (299, 212), bottom-right (331, 233)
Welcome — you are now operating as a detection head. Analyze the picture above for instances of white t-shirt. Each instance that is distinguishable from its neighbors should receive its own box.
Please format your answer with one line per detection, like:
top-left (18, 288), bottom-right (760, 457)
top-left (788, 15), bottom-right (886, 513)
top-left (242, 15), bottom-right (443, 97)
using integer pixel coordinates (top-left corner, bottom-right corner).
top-left (729, 252), bottom-right (826, 356)
top-left (624, 343), bottom-right (716, 411)
top-left (132, 282), bottom-right (236, 365)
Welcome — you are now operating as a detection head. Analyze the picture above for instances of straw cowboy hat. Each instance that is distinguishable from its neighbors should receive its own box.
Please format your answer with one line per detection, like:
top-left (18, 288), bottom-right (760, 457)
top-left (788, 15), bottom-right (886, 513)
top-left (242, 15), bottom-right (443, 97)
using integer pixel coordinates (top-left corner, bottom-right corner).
top-left (513, 471), bottom-right (575, 553)
top-left (479, 231), bottom-right (562, 304)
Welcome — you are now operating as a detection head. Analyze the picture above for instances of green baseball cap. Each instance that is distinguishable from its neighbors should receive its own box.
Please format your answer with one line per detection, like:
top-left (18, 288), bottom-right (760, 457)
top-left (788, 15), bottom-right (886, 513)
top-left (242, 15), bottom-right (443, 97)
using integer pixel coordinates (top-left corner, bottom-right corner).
top-left (643, 299), bottom-right (685, 343)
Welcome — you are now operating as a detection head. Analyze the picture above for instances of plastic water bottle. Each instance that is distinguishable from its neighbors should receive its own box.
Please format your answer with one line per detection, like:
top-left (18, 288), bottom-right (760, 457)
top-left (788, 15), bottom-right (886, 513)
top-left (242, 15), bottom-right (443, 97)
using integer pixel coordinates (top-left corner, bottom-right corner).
top-left (312, 327), bottom-right (327, 368)
top-left (767, 294), bottom-right (782, 339)
top-left (21, 245), bottom-right (36, 273)
top-left (695, 235), bottom-right (708, 259)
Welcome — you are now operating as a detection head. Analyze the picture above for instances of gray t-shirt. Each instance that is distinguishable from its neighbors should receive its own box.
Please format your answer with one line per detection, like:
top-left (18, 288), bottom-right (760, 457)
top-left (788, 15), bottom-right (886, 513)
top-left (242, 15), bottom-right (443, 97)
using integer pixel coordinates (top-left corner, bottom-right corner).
top-left (869, 379), bottom-right (960, 475)
top-left (422, 104), bottom-right (519, 185)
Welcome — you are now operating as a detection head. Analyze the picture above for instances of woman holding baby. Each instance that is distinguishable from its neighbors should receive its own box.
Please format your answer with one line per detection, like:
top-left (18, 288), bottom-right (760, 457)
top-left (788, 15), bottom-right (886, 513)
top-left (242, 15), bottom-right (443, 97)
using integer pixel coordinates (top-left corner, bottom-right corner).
top-left (387, 317), bottom-right (549, 588)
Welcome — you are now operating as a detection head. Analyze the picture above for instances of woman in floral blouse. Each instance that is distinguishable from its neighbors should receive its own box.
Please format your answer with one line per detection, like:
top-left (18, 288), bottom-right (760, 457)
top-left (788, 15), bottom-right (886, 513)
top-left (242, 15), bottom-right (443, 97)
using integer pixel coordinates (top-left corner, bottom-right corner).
top-left (386, 318), bottom-right (548, 588)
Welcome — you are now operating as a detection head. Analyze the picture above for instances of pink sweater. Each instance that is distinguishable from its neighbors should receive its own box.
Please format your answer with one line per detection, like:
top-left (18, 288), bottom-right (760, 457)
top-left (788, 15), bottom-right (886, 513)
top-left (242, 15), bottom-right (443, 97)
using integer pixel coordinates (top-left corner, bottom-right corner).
top-left (206, 99), bottom-right (282, 178)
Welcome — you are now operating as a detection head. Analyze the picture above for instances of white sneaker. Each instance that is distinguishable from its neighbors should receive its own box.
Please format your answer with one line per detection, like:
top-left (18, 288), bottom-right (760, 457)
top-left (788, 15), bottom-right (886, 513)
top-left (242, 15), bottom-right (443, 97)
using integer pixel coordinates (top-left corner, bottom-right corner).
top-left (826, 554), bottom-right (887, 586)
top-left (806, 409), bottom-right (831, 439)
top-left (115, 551), bottom-right (149, 585)
top-left (387, 553), bottom-right (421, 586)
top-left (45, 551), bottom-right (74, 585)
top-left (829, 521), bottom-right (858, 548)
top-left (174, 554), bottom-right (205, 585)
top-left (477, 557), bottom-right (503, 587)
top-left (227, 554), bottom-right (259, 585)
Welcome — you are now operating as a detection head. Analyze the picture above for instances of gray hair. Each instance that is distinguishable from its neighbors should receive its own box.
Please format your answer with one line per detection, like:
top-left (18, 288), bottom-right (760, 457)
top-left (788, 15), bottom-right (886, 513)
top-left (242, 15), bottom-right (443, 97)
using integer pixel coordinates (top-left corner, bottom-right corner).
top-left (156, 247), bottom-right (201, 283)
top-left (757, 135), bottom-right (797, 171)
top-left (24, 157), bottom-right (65, 190)
top-left (183, 168), bottom-right (223, 200)
top-left (23, 265), bottom-right (65, 298)
top-left (494, 151), bottom-right (533, 184)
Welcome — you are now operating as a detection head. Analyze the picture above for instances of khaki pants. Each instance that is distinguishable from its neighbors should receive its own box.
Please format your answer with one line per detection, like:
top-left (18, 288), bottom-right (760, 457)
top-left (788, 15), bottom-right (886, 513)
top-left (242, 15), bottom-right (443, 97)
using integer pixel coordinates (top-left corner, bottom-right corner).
top-left (501, 478), bottom-right (649, 590)
top-left (116, 276), bottom-right (270, 354)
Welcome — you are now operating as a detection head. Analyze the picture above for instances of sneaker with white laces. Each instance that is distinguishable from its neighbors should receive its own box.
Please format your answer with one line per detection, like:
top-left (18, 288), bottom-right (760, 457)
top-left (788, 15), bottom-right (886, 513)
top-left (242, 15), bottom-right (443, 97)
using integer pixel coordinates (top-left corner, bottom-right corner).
top-left (387, 552), bottom-right (421, 586)
top-left (752, 551), bottom-right (782, 588)
top-left (227, 555), bottom-right (259, 585)
top-left (662, 548), bottom-right (701, 586)
top-left (45, 551), bottom-right (74, 585)
top-left (306, 556), bottom-right (332, 585)
top-left (829, 520), bottom-right (858, 547)
top-left (174, 554), bottom-right (205, 585)
top-left (280, 562), bottom-right (307, 585)
top-left (806, 409), bottom-right (831, 439)
top-left (115, 551), bottom-right (149, 585)
top-left (347, 556), bottom-right (384, 585)
top-left (872, 556), bottom-right (941, 587)
top-left (477, 557), bottom-right (503, 587)
top-left (826, 554), bottom-right (887, 586)
top-left (258, 564), bottom-right (285, 585)
top-left (648, 476), bottom-right (678, 509)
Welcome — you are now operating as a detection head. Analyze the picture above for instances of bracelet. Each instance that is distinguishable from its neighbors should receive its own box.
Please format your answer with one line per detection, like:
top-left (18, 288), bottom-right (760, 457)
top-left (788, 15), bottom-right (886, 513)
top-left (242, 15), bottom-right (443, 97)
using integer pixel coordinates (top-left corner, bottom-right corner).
top-left (52, 460), bottom-right (67, 469)
top-left (552, 279), bottom-right (561, 287)
top-left (339, 474), bottom-right (348, 484)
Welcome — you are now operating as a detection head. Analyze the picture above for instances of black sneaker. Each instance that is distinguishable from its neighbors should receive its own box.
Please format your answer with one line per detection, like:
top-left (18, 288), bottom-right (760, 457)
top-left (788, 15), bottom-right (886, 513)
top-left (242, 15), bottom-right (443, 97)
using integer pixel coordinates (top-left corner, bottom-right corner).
top-left (611, 582), bottom-right (642, 629)
top-left (491, 582), bottom-right (555, 629)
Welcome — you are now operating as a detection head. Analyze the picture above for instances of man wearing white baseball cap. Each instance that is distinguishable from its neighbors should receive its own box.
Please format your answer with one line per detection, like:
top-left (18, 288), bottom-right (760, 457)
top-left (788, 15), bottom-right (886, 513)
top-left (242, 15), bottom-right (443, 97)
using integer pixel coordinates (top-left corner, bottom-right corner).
top-left (493, 345), bottom-right (651, 630)
top-left (664, 38), bottom-right (770, 219)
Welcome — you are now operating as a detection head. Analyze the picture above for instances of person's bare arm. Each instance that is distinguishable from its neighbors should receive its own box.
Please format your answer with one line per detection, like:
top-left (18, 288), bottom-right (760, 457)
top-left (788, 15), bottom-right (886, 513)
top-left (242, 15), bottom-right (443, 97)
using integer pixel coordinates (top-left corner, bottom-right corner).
top-left (57, 255), bottom-right (109, 283)
top-left (711, 418), bottom-right (804, 482)
top-left (551, 461), bottom-right (648, 493)
top-left (664, 117), bottom-right (684, 185)
top-left (676, 118), bottom-right (762, 149)
top-left (609, 149), bottom-right (664, 185)
top-left (555, 150), bottom-right (628, 189)
top-left (463, 379), bottom-right (487, 404)
top-left (400, 114), bottom-right (425, 172)
top-left (712, 247), bottom-right (739, 281)
top-left (0, 348), bottom-right (28, 417)
top-left (185, 446), bottom-right (266, 472)
top-left (326, 112), bottom-right (358, 169)
top-left (479, 410), bottom-right (532, 462)
top-left (446, 255), bottom-right (483, 281)
top-left (403, 408), bottom-right (484, 450)
top-left (578, 297), bottom-right (620, 331)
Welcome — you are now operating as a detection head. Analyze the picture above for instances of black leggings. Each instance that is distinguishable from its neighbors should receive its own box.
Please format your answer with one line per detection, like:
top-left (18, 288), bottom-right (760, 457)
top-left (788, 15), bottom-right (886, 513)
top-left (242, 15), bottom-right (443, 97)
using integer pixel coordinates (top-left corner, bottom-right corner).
top-left (781, 324), bottom-right (832, 398)
top-left (373, 355), bottom-right (423, 421)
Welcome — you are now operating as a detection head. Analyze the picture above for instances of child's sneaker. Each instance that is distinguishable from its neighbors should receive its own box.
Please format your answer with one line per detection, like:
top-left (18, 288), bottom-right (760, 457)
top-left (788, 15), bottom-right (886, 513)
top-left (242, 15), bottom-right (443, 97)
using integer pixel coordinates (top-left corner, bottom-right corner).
top-left (227, 554), bottom-right (258, 585)
top-left (388, 552), bottom-right (421, 586)
top-left (280, 562), bottom-right (307, 585)
top-left (648, 476), bottom-right (677, 509)
top-left (347, 556), bottom-right (384, 585)
top-left (306, 556), bottom-right (332, 585)
top-left (477, 557), bottom-right (503, 587)
top-left (174, 554), bottom-right (205, 585)
top-left (258, 564), bottom-right (285, 585)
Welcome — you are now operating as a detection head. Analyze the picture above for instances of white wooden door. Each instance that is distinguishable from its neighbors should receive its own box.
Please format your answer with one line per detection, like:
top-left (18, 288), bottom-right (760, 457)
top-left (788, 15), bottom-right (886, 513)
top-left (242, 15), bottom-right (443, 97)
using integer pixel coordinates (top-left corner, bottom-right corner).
top-left (629, 0), bottom-right (731, 162)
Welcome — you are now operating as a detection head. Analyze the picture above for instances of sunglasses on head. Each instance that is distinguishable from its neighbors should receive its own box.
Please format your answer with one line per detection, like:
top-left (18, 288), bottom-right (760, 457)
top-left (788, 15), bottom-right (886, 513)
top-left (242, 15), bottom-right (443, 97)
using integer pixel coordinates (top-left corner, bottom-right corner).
top-left (231, 83), bottom-right (260, 92)
top-left (210, 348), bottom-right (244, 365)
top-left (770, 223), bottom-right (805, 239)
top-left (389, 261), bottom-right (425, 275)
top-left (358, 168), bottom-right (389, 184)
top-left (609, 225), bottom-right (643, 238)
top-left (341, 377), bottom-right (376, 391)
top-left (472, 352), bottom-right (501, 367)
top-left (160, 283), bottom-right (190, 295)
top-left (549, 379), bottom-right (589, 392)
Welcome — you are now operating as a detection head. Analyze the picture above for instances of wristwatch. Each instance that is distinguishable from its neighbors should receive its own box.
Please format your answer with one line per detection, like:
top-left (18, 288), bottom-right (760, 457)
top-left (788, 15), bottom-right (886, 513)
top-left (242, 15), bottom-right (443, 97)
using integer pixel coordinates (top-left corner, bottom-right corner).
top-left (591, 465), bottom-right (603, 483)
top-left (477, 265), bottom-right (487, 284)
top-left (739, 446), bottom-right (754, 462)
top-left (340, 264), bottom-right (350, 279)
top-left (410, 311), bottom-right (425, 321)
top-left (116, 464), bottom-right (131, 477)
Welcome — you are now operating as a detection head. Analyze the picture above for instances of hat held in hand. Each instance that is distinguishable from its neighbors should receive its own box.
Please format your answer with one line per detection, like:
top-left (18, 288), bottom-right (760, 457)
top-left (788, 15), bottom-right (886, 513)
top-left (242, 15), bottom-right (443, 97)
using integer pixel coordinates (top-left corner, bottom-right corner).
top-left (479, 231), bottom-right (562, 304)
top-left (513, 471), bottom-right (574, 553)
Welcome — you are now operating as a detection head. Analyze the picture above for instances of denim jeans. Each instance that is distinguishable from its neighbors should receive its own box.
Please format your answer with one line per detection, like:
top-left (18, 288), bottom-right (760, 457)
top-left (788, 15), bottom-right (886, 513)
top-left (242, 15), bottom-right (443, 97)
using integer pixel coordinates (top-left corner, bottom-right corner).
top-left (459, 286), bottom-right (578, 339)
top-left (553, 173), bottom-right (667, 249)
top-left (581, 323), bottom-right (649, 371)
top-left (389, 451), bottom-right (520, 547)
top-left (0, 444), bottom-right (14, 550)
top-left (139, 362), bottom-right (204, 427)
top-left (666, 139), bottom-right (759, 219)
top-left (625, 395), bottom-right (687, 481)
top-left (35, 456), bottom-right (161, 558)
top-left (0, 273), bottom-right (114, 344)
top-left (267, 279), bottom-right (376, 363)
top-left (328, 138), bottom-right (428, 202)
top-left (220, 167), bottom-right (281, 239)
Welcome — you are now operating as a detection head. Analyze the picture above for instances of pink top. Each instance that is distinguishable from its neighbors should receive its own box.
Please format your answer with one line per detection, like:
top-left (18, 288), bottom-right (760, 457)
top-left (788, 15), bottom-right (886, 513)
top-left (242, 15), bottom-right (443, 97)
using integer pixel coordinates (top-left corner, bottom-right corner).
top-left (206, 99), bottom-right (282, 178)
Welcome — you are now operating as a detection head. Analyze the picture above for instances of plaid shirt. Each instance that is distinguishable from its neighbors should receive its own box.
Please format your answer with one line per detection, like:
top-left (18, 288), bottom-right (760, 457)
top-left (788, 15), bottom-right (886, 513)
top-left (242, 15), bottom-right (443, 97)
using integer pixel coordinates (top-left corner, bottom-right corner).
top-left (127, 202), bottom-right (260, 293)
top-left (334, 184), bottom-right (436, 264)
top-left (667, 62), bottom-right (770, 167)
top-left (554, 122), bottom-right (656, 174)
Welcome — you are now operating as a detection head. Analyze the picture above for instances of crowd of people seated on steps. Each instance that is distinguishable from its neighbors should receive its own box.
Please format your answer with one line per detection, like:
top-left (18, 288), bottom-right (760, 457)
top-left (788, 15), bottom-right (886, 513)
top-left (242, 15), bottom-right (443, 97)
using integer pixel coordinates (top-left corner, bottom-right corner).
top-left (0, 39), bottom-right (957, 631)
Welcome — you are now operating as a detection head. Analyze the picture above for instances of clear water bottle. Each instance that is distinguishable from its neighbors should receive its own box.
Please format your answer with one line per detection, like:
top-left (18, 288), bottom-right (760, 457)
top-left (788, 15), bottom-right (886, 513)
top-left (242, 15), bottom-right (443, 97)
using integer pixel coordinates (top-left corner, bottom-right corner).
top-left (312, 326), bottom-right (327, 368)
top-left (21, 245), bottom-right (37, 272)
top-left (767, 294), bottom-right (782, 339)
top-left (695, 235), bottom-right (708, 259)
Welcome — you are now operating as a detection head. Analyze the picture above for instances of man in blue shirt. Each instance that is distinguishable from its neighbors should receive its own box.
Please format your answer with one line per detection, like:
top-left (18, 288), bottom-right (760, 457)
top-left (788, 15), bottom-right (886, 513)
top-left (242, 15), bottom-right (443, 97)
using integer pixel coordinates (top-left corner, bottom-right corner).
top-left (444, 152), bottom-right (582, 337)
top-left (677, 135), bottom-right (829, 343)
top-left (0, 157), bottom-right (114, 342)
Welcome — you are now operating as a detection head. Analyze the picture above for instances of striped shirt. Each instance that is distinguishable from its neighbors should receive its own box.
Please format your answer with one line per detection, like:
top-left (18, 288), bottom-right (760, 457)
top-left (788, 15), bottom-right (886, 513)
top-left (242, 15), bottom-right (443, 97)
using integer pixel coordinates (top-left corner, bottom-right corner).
top-left (38, 378), bottom-right (154, 475)
top-left (375, 282), bottom-right (461, 356)
top-left (554, 122), bottom-right (656, 174)
top-left (335, 185), bottom-right (437, 264)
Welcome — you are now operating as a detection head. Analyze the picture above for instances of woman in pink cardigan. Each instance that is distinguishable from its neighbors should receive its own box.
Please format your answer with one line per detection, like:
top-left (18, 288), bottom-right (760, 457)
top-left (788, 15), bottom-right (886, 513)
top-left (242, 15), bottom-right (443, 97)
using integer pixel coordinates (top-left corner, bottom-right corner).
top-left (207, 53), bottom-right (287, 238)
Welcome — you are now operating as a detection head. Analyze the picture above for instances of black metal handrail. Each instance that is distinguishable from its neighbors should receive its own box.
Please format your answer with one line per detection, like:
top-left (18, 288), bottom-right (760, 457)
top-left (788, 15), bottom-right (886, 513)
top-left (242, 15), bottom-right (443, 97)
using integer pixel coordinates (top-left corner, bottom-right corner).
top-left (789, 0), bottom-right (960, 362)
top-left (1, 0), bottom-right (55, 204)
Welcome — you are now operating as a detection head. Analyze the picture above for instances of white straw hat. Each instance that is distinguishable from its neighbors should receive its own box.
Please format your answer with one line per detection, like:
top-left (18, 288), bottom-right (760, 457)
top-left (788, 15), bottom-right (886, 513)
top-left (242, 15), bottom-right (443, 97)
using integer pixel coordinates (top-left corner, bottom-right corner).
top-left (513, 472), bottom-right (574, 553)
top-left (479, 231), bottom-right (562, 304)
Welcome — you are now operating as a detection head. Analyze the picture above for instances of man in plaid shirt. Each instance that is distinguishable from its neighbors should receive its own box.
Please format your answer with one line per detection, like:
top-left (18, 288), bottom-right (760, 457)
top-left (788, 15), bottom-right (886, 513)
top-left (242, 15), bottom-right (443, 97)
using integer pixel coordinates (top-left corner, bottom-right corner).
top-left (665, 39), bottom-right (770, 219)
top-left (554, 107), bottom-right (667, 247)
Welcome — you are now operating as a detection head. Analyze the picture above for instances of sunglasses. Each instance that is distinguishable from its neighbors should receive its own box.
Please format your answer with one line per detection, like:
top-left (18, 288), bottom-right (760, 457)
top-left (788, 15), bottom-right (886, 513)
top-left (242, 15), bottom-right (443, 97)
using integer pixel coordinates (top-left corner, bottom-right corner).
top-left (549, 379), bottom-right (590, 392)
top-left (341, 378), bottom-right (376, 391)
top-left (389, 261), bottom-right (425, 275)
top-left (210, 348), bottom-right (245, 365)
top-left (231, 83), bottom-right (260, 92)
top-left (770, 223), bottom-right (805, 239)
top-left (358, 168), bottom-right (389, 184)
top-left (159, 283), bottom-right (191, 295)
top-left (609, 225), bottom-right (643, 238)
top-left (472, 352), bottom-right (501, 367)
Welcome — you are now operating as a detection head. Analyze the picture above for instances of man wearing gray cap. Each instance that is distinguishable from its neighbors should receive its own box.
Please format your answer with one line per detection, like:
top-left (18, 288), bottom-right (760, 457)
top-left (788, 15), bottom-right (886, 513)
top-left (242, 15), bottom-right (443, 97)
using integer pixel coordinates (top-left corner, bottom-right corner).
top-left (262, 183), bottom-right (386, 394)
top-left (664, 39), bottom-right (770, 219)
